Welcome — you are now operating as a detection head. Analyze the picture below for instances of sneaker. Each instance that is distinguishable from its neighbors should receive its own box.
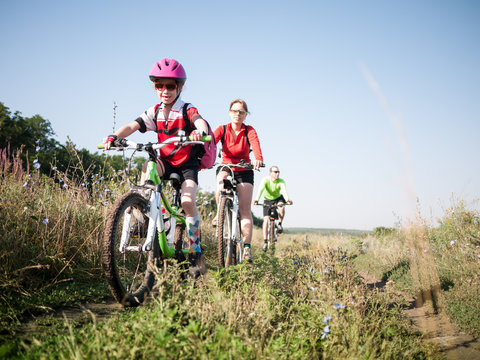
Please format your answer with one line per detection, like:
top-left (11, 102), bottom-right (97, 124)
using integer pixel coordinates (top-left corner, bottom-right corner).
top-left (243, 247), bottom-right (252, 262)
top-left (188, 252), bottom-right (207, 278)
top-left (262, 241), bottom-right (268, 252)
top-left (277, 222), bottom-right (283, 234)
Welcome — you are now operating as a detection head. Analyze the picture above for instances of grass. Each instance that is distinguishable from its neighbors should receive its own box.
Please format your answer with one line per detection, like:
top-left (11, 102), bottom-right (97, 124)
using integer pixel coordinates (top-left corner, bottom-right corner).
top-left (1, 148), bottom-right (479, 358)
top-left (15, 242), bottom-right (439, 359)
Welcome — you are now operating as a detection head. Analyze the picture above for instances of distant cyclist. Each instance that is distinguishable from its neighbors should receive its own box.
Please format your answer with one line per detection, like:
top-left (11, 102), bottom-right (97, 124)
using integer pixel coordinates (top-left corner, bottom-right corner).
top-left (254, 166), bottom-right (293, 250)
top-left (214, 99), bottom-right (263, 262)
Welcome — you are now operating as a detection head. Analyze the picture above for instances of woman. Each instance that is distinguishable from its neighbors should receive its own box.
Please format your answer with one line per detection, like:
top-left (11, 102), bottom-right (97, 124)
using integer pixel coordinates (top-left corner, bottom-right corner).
top-left (214, 99), bottom-right (263, 262)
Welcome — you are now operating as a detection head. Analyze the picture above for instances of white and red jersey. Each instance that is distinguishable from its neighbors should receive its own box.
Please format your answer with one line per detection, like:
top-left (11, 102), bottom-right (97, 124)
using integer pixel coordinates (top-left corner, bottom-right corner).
top-left (136, 97), bottom-right (202, 167)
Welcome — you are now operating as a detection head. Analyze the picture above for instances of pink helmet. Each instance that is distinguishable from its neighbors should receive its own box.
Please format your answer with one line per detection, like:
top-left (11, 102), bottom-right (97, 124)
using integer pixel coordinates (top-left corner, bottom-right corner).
top-left (149, 58), bottom-right (186, 84)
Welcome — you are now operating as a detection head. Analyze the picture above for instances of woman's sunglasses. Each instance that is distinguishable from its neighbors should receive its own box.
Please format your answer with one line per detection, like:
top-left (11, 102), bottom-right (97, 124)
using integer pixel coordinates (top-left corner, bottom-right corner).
top-left (154, 83), bottom-right (177, 91)
top-left (229, 109), bottom-right (248, 115)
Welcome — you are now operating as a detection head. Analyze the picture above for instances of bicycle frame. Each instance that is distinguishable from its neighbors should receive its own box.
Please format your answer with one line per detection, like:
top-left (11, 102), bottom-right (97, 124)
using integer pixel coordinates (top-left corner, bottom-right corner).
top-left (139, 160), bottom-right (187, 258)
top-left (256, 202), bottom-right (286, 250)
top-left (102, 136), bottom-right (209, 259)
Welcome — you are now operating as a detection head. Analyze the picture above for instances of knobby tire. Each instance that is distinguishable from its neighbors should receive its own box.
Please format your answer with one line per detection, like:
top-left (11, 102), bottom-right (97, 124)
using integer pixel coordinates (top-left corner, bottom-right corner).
top-left (217, 196), bottom-right (234, 268)
top-left (269, 219), bottom-right (276, 253)
top-left (102, 192), bottom-right (160, 307)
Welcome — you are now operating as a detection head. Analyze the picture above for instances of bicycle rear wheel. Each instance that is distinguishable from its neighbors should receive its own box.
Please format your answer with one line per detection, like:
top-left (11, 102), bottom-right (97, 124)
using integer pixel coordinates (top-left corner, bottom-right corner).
top-left (103, 192), bottom-right (160, 306)
top-left (217, 196), bottom-right (235, 268)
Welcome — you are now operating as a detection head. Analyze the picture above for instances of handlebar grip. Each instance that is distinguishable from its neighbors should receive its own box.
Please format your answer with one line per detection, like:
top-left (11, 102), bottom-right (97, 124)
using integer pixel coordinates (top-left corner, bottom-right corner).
top-left (188, 135), bottom-right (212, 142)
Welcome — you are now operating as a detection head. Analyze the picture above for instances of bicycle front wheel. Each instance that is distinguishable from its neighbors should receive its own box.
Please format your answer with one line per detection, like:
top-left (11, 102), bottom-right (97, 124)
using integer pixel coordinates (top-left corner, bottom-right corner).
top-left (103, 192), bottom-right (160, 306)
top-left (217, 196), bottom-right (235, 268)
top-left (268, 219), bottom-right (276, 252)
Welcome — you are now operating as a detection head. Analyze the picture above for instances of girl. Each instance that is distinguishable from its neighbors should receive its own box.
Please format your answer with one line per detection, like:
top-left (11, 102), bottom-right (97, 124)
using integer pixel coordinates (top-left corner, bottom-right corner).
top-left (103, 58), bottom-right (208, 277)
top-left (214, 99), bottom-right (263, 262)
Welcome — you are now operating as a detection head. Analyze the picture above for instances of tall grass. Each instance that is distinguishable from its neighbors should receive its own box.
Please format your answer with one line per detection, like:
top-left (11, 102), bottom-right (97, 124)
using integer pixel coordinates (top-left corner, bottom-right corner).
top-left (0, 148), bottom-right (126, 328)
top-left (352, 202), bottom-right (480, 338)
top-left (20, 242), bottom-right (438, 359)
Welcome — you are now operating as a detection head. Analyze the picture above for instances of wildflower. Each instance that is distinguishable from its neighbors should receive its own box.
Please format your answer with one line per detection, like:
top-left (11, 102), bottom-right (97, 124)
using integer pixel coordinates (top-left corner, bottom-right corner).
top-left (323, 315), bottom-right (332, 324)
top-left (333, 302), bottom-right (345, 310)
top-left (42, 218), bottom-right (49, 224)
top-left (321, 325), bottom-right (330, 339)
top-left (23, 181), bottom-right (28, 187)
top-left (208, 211), bottom-right (213, 217)
top-left (34, 163), bottom-right (41, 169)
top-left (309, 266), bottom-right (314, 273)
top-left (35, 139), bottom-right (40, 144)
top-left (248, 312), bottom-right (255, 317)
top-left (33, 159), bottom-right (38, 164)
top-left (35, 146), bottom-right (40, 153)
top-left (310, 286), bottom-right (317, 291)
top-left (450, 240), bottom-right (455, 245)
top-left (52, 166), bottom-right (57, 171)
top-left (323, 268), bottom-right (331, 274)
top-left (46, 197), bottom-right (50, 201)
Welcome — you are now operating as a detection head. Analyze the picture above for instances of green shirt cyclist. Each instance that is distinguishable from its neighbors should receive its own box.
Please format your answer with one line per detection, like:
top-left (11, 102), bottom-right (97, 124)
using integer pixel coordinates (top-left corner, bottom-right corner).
top-left (253, 165), bottom-right (293, 250)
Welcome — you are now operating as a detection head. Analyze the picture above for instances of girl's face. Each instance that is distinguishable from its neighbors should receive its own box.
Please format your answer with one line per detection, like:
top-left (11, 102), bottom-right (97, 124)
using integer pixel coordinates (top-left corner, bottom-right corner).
top-left (229, 102), bottom-right (248, 125)
top-left (154, 78), bottom-right (180, 105)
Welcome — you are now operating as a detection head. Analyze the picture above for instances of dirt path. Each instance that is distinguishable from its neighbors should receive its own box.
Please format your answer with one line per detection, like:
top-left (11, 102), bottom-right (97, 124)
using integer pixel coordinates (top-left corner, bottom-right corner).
top-left (18, 300), bottom-right (123, 337)
top-left (360, 272), bottom-right (480, 360)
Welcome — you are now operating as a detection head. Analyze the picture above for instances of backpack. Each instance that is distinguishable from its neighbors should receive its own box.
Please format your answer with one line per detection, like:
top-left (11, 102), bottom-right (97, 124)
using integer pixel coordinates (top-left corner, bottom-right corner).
top-left (154, 102), bottom-right (216, 170)
top-left (219, 124), bottom-right (251, 157)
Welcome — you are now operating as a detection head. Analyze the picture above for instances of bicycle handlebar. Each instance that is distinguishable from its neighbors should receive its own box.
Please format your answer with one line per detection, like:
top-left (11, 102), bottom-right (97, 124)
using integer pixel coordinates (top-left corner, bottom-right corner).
top-left (216, 160), bottom-right (265, 171)
top-left (97, 135), bottom-right (212, 151)
top-left (254, 202), bottom-right (291, 207)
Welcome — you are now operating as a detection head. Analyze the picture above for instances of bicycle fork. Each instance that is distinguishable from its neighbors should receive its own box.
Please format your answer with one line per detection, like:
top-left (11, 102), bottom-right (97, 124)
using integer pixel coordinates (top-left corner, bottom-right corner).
top-left (119, 191), bottom-right (167, 254)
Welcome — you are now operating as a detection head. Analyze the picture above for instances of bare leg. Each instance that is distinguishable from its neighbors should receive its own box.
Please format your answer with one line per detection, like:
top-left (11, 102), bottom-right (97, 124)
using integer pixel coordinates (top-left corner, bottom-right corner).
top-left (237, 182), bottom-right (254, 245)
top-left (278, 206), bottom-right (285, 223)
top-left (262, 216), bottom-right (269, 240)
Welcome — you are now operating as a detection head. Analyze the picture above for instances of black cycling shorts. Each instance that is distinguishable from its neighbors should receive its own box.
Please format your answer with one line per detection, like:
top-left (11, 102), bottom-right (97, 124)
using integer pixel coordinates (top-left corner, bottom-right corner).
top-left (160, 157), bottom-right (199, 184)
top-left (216, 168), bottom-right (254, 185)
top-left (263, 196), bottom-right (286, 217)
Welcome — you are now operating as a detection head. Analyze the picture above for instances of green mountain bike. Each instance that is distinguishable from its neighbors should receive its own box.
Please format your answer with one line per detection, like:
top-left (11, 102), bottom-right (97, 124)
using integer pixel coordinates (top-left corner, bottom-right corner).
top-left (99, 135), bottom-right (211, 306)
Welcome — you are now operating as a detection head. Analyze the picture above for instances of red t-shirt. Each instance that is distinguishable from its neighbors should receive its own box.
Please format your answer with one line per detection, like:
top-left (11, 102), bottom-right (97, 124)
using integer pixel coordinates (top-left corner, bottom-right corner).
top-left (214, 123), bottom-right (263, 171)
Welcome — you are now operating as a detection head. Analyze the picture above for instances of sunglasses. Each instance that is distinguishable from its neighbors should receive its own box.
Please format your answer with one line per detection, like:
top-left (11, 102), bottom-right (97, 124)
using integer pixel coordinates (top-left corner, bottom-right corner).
top-left (229, 109), bottom-right (247, 115)
top-left (272, 171), bottom-right (280, 173)
top-left (154, 82), bottom-right (177, 91)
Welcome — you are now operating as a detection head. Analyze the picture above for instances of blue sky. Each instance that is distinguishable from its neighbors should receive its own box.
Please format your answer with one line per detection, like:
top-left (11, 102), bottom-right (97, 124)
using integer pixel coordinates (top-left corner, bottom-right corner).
top-left (1, 0), bottom-right (479, 230)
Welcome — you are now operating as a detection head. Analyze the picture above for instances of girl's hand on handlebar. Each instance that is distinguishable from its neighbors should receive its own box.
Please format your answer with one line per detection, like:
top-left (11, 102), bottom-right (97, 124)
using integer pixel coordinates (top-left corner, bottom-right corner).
top-left (190, 130), bottom-right (204, 142)
top-left (287, 200), bottom-right (293, 205)
top-left (253, 200), bottom-right (259, 205)
top-left (103, 134), bottom-right (117, 150)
